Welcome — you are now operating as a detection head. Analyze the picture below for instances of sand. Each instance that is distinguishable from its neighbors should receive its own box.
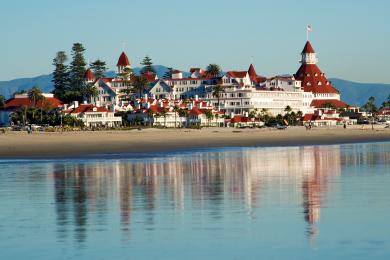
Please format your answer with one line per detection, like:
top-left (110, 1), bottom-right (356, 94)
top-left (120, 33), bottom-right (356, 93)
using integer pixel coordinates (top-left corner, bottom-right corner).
top-left (1, 125), bottom-right (390, 159)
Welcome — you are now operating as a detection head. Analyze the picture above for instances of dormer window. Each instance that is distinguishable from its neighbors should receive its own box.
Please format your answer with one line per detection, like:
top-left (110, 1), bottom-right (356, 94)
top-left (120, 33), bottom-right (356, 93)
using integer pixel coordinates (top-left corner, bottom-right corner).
top-left (314, 73), bottom-right (318, 77)
top-left (326, 81), bottom-right (330, 85)
top-left (306, 73), bottom-right (310, 77)
top-left (306, 82), bottom-right (311, 86)
top-left (318, 81), bottom-right (322, 86)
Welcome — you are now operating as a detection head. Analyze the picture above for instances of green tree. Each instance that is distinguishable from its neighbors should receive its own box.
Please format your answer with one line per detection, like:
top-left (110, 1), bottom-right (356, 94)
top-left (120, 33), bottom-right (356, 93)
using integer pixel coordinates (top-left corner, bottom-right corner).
top-left (28, 86), bottom-right (43, 108)
top-left (362, 96), bottom-right (378, 114)
top-left (130, 74), bottom-right (149, 98)
top-left (90, 59), bottom-right (107, 79)
top-left (52, 51), bottom-right (70, 102)
top-left (204, 110), bottom-right (214, 126)
top-left (0, 95), bottom-right (5, 109)
top-left (173, 105), bottom-right (180, 128)
top-left (69, 43), bottom-right (87, 102)
top-left (140, 55), bottom-right (156, 74)
top-left (205, 64), bottom-right (221, 78)
top-left (163, 67), bottom-right (173, 79)
top-left (160, 108), bottom-right (168, 127)
top-left (147, 109), bottom-right (155, 126)
top-left (284, 105), bottom-right (292, 113)
top-left (212, 84), bottom-right (224, 110)
top-left (28, 86), bottom-right (44, 120)
top-left (380, 94), bottom-right (390, 109)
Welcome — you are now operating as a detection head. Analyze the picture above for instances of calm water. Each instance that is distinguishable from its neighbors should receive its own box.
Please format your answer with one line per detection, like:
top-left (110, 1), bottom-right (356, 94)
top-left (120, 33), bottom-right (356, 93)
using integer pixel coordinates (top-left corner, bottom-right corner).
top-left (1, 143), bottom-right (390, 259)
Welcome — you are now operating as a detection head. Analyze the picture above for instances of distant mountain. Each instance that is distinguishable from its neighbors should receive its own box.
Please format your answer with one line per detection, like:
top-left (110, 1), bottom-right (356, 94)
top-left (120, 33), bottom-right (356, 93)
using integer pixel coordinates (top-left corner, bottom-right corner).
top-left (1, 69), bottom-right (389, 107)
top-left (330, 78), bottom-right (390, 106)
top-left (0, 74), bottom-right (53, 98)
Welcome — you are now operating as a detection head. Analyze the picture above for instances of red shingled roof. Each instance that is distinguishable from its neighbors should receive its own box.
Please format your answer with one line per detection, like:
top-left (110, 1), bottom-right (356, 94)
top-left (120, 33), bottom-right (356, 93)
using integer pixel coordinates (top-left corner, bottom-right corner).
top-left (302, 41), bottom-right (315, 54)
top-left (303, 114), bottom-right (321, 121)
top-left (295, 63), bottom-right (339, 94)
top-left (310, 99), bottom-right (348, 108)
top-left (231, 115), bottom-right (252, 123)
top-left (68, 104), bottom-right (109, 114)
top-left (117, 52), bottom-right (130, 67)
top-left (84, 68), bottom-right (95, 81)
top-left (143, 71), bottom-right (158, 82)
top-left (226, 71), bottom-right (247, 78)
top-left (189, 107), bottom-right (208, 116)
top-left (248, 64), bottom-right (257, 81)
top-left (5, 96), bottom-right (63, 109)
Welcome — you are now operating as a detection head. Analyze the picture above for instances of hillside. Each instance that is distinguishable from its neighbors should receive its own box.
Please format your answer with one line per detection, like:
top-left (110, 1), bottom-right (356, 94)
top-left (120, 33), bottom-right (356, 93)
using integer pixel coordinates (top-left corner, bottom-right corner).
top-left (330, 78), bottom-right (390, 106)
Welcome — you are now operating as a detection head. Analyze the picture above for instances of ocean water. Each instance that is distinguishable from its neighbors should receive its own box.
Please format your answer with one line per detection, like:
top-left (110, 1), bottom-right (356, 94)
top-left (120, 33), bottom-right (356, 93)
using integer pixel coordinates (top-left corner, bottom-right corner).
top-left (1, 142), bottom-right (390, 259)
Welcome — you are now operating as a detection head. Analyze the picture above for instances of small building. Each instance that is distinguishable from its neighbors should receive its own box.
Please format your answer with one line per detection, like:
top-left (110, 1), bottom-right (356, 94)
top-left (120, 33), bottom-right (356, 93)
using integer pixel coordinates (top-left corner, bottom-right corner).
top-left (64, 102), bottom-right (122, 128)
top-left (0, 93), bottom-right (62, 126)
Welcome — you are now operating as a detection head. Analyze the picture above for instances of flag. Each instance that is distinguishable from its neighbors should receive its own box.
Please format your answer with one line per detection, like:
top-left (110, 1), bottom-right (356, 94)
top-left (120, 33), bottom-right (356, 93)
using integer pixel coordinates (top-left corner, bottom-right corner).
top-left (307, 25), bottom-right (312, 32)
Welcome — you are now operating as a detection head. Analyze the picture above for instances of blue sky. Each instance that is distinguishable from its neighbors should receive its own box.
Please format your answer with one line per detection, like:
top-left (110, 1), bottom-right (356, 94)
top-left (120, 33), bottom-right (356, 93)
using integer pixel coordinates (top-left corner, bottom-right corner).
top-left (0, 0), bottom-right (389, 83)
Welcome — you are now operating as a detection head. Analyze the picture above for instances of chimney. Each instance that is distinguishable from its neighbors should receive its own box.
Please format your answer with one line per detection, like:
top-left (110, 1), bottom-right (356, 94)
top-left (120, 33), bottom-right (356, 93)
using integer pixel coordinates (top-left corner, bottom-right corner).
top-left (83, 100), bottom-right (88, 104)
top-left (195, 95), bottom-right (199, 101)
top-left (231, 112), bottom-right (235, 118)
top-left (144, 94), bottom-right (148, 102)
top-left (160, 101), bottom-right (164, 108)
top-left (73, 101), bottom-right (79, 108)
top-left (147, 102), bottom-right (151, 109)
top-left (245, 112), bottom-right (249, 117)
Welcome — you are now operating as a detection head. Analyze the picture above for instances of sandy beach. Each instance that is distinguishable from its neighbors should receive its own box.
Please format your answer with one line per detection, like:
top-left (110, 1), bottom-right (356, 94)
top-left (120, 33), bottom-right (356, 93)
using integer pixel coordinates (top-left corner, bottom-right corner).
top-left (1, 125), bottom-right (390, 159)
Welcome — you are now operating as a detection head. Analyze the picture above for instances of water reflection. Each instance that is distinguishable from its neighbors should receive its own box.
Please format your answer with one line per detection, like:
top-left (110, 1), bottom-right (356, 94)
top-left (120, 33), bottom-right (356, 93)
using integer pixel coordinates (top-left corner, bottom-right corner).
top-left (48, 145), bottom-right (351, 244)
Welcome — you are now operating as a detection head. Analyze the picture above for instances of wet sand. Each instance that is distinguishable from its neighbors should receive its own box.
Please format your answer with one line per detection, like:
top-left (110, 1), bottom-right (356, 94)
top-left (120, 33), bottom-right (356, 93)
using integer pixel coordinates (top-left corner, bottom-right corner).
top-left (1, 126), bottom-right (390, 159)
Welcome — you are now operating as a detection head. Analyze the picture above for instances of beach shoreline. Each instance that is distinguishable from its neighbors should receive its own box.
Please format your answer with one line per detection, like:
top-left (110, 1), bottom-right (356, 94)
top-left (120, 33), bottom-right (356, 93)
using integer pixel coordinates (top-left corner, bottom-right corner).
top-left (1, 126), bottom-right (390, 159)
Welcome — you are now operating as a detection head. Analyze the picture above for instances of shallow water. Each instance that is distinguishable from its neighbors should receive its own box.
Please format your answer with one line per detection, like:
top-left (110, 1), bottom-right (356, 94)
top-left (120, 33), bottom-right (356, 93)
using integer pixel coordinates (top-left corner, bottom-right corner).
top-left (1, 142), bottom-right (390, 259)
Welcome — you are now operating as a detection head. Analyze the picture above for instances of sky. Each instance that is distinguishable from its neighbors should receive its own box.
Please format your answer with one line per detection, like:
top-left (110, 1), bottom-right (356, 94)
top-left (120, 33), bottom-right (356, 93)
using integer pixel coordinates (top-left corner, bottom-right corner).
top-left (0, 0), bottom-right (389, 83)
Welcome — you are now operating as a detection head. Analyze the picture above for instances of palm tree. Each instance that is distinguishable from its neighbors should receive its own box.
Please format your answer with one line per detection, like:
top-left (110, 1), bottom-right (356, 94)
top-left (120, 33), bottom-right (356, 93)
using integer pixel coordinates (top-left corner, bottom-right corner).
top-left (179, 108), bottom-right (189, 127)
top-left (204, 110), bottom-right (214, 126)
top-left (147, 109), bottom-right (155, 126)
top-left (212, 85), bottom-right (224, 111)
top-left (173, 105), bottom-right (180, 128)
top-left (28, 86), bottom-right (43, 108)
top-left (39, 96), bottom-right (47, 123)
top-left (205, 64), bottom-right (221, 78)
top-left (28, 86), bottom-right (43, 121)
top-left (284, 105), bottom-right (292, 113)
top-left (160, 108), bottom-right (168, 127)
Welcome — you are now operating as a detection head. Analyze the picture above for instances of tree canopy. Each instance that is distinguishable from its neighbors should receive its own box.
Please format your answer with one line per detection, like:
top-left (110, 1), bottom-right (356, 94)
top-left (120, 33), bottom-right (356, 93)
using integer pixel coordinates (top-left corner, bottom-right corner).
top-left (140, 55), bottom-right (156, 74)
top-left (90, 59), bottom-right (107, 79)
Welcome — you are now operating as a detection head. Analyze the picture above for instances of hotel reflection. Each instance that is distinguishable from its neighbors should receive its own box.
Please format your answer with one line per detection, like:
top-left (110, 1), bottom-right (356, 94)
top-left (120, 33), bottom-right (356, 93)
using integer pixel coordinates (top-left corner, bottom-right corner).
top-left (51, 146), bottom-right (345, 243)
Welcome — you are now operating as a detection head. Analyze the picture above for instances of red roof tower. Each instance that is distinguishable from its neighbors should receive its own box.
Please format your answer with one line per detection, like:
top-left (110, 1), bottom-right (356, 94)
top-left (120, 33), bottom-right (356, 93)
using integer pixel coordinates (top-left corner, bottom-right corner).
top-left (117, 52), bottom-right (130, 67)
top-left (294, 41), bottom-right (339, 94)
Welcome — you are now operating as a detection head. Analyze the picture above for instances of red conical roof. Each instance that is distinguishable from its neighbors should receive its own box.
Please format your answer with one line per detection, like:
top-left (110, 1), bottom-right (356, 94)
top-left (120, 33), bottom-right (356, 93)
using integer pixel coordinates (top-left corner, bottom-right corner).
top-left (248, 64), bottom-right (257, 81)
top-left (302, 41), bottom-right (315, 54)
top-left (84, 68), bottom-right (95, 81)
top-left (295, 63), bottom-right (339, 94)
top-left (117, 52), bottom-right (130, 67)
